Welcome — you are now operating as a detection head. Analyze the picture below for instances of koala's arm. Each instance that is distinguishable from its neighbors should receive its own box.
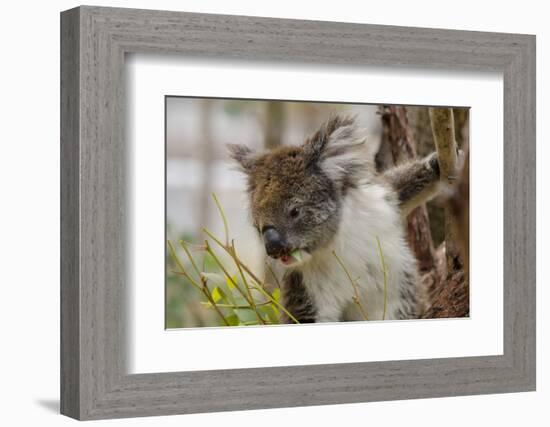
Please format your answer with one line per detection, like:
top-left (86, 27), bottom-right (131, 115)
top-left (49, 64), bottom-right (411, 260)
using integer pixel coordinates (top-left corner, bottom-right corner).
top-left (280, 271), bottom-right (318, 324)
top-left (383, 152), bottom-right (440, 217)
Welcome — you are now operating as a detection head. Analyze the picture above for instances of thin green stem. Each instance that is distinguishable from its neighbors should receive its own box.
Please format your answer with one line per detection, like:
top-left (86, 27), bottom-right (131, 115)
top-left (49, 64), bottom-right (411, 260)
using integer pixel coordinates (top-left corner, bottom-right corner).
top-left (167, 241), bottom-right (203, 294)
top-left (167, 240), bottom-right (186, 276)
top-left (203, 227), bottom-right (226, 250)
top-left (204, 226), bottom-right (270, 292)
top-left (376, 236), bottom-right (389, 321)
top-left (246, 280), bottom-right (300, 324)
top-left (167, 240), bottom-right (229, 326)
top-left (178, 241), bottom-right (226, 319)
top-left (212, 192), bottom-right (230, 247)
top-left (265, 263), bottom-right (281, 289)
top-left (332, 250), bottom-right (369, 321)
top-left (201, 301), bottom-right (273, 309)
top-left (231, 240), bottom-right (265, 324)
top-left (204, 228), bottom-right (299, 324)
top-left (204, 242), bottom-right (252, 305)
top-left (178, 240), bottom-right (201, 277)
top-left (242, 320), bottom-right (277, 326)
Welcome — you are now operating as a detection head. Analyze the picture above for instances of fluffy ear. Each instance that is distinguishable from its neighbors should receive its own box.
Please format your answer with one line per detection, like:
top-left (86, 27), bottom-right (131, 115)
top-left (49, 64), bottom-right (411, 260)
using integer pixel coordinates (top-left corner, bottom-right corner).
top-left (227, 144), bottom-right (258, 174)
top-left (304, 115), bottom-right (376, 186)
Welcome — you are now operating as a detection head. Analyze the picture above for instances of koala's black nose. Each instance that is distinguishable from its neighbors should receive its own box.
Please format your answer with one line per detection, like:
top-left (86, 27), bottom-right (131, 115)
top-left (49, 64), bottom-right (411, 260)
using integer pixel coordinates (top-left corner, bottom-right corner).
top-left (262, 227), bottom-right (285, 257)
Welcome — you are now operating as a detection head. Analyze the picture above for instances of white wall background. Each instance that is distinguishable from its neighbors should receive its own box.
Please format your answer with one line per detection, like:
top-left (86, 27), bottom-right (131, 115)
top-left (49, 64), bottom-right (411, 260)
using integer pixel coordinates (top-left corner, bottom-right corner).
top-left (0, 0), bottom-right (546, 425)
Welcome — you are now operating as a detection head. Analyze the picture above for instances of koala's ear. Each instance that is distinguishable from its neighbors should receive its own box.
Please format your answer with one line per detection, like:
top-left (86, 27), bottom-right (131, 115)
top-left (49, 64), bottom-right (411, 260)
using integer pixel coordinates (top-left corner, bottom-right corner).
top-left (227, 144), bottom-right (258, 174)
top-left (304, 115), bottom-right (377, 186)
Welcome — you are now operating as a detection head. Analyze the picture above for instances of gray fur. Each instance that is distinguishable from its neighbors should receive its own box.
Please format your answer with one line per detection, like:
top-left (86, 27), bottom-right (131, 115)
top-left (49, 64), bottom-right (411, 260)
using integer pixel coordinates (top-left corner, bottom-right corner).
top-left (230, 115), bottom-right (443, 323)
top-left (227, 143), bottom-right (258, 174)
top-left (383, 152), bottom-right (441, 217)
top-left (281, 271), bottom-right (318, 323)
top-left (395, 271), bottom-right (423, 319)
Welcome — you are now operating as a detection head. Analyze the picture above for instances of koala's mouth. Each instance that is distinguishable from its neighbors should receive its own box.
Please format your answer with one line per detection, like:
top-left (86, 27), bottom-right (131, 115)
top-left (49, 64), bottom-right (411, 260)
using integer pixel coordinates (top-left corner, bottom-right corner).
top-left (273, 248), bottom-right (309, 266)
top-left (279, 253), bottom-right (295, 266)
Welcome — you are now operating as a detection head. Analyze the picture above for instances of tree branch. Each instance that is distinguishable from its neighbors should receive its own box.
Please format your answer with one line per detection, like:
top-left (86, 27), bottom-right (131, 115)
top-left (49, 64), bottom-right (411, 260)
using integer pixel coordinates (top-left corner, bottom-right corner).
top-left (378, 105), bottom-right (436, 272)
top-left (428, 108), bottom-right (461, 271)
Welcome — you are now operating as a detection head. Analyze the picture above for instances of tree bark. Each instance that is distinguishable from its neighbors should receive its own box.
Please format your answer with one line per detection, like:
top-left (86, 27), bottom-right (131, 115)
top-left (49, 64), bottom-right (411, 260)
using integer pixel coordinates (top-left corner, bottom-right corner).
top-left (378, 106), bottom-right (435, 273)
top-left (409, 107), bottom-right (445, 246)
top-left (448, 149), bottom-right (470, 275)
top-left (428, 108), bottom-right (461, 272)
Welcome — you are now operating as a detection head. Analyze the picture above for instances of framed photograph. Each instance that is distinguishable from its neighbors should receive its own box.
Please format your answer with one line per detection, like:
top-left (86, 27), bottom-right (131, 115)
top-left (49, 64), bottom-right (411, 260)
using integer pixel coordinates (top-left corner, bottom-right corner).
top-left (60, 6), bottom-right (536, 420)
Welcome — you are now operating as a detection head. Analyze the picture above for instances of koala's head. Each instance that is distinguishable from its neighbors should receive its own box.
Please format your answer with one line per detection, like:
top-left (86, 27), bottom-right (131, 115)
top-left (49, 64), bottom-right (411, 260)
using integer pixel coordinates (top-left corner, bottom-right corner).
top-left (228, 115), bottom-right (375, 267)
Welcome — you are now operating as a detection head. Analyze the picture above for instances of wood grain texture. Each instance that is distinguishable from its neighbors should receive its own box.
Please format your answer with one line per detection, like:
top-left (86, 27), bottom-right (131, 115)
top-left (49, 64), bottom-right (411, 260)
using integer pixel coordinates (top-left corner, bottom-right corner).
top-left (60, 7), bottom-right (80, 419)
top-left (60, 6), bottom-right (536, 420)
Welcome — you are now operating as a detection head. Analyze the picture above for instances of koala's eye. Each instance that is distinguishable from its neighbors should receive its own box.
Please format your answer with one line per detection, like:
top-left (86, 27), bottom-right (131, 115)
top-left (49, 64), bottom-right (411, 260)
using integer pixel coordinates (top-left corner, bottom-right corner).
top-left (289, 207), bottom-right (300, 219)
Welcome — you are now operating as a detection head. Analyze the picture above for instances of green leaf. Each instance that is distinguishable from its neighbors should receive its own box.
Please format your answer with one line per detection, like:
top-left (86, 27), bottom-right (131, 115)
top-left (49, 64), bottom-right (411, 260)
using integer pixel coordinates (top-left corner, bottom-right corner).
top-left (234, 308), bottom-right (259, 325)
top-left (220, 287), bottom-right (236, 305)
top-left (290, 249), bottom-right (302, 262)
top-left (211, 286), bottom-right (224, 303)
top-left (226, 274), bottom-right (238, 289)
top-left (271, 288), bottom-right (280, 302)
top-left (232, 295), bottom-right (249, 307)
top-left (242, 320), bottom-right (261, 326)
top-left (259, 305), bottom-right (279, 324)
top-left (225, 313), bottom-right (240, 326)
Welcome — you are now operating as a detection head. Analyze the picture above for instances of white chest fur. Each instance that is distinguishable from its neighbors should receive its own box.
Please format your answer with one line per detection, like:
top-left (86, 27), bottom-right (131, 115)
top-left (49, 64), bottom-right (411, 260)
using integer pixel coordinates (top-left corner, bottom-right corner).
top-left (301, 182), bottom-right (418, 322)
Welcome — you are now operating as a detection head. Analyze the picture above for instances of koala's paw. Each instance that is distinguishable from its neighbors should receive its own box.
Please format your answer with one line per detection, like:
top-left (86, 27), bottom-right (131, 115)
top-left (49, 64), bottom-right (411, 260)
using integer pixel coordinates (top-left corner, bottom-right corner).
top-left (428, 152), bottom-right (440, 177)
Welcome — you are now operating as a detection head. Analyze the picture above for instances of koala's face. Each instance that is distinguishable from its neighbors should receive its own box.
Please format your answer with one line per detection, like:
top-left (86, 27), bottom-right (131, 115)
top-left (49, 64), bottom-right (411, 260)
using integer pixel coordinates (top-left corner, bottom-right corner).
top-left (248, 147), bottom-right (341, 266)
top-left (228, 115), bottom-right (373, 267)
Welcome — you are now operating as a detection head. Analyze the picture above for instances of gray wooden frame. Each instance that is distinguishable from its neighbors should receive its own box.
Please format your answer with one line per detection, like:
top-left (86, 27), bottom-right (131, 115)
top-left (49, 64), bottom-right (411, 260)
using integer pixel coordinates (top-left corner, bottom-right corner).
top-left (60, 5), bottom-right (536, 420)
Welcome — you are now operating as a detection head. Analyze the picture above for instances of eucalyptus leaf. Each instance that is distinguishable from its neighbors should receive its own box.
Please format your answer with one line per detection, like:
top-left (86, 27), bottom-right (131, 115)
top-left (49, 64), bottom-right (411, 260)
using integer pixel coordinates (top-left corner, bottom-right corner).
top-left (234, 308), bottom-right (259, 325)
top-left (261, 305), bottom-right (279, 324)
top-left (211, 286), bottom-right (225, 303)
top-left (225, 313), bottom-right (240, 326)
top-left (226, 274), bottom-right (239, 289)
top-left (290, 249), bottom-right (302, 262)
top-left (271, 288), bottom-right (281, 302)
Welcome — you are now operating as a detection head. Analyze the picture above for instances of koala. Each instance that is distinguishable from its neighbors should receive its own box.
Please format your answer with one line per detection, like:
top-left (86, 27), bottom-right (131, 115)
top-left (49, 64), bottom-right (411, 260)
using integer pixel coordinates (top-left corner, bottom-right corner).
top-left (228, 115), bottom-right (440, 323)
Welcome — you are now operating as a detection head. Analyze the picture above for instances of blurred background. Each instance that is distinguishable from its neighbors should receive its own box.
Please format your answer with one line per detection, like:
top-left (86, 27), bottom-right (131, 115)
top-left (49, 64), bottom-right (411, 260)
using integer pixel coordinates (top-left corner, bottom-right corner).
top-left (166, 97), bottom-right (469, 328)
